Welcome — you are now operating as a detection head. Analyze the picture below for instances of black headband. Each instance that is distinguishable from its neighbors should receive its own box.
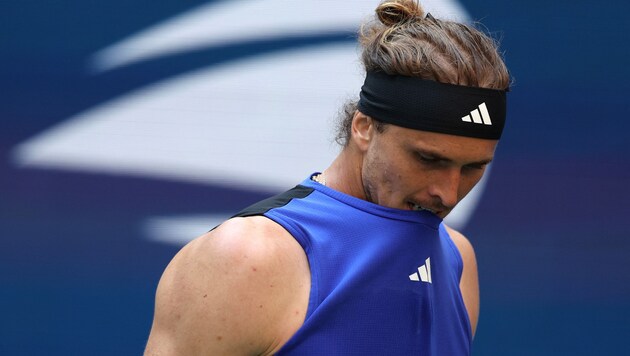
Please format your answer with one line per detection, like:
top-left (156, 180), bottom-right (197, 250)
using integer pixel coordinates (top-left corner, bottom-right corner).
top-left (358, 71), bottom-right (507, 139)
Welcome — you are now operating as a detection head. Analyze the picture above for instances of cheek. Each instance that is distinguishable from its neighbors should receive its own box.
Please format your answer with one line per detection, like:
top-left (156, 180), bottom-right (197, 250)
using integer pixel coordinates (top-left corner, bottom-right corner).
top-left (364, 153), bottom-right (392, 190)
top-left (362, 146), bottom-right (407, 197)
top-left (379, 156), bottom-right (414, 190)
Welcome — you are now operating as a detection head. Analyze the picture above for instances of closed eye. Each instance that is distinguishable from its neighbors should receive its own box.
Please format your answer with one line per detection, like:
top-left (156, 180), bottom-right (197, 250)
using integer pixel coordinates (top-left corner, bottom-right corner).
top-left (415, 151), bottom-right (445, 165)
top-left (419, 154), bottom-right (439, 163)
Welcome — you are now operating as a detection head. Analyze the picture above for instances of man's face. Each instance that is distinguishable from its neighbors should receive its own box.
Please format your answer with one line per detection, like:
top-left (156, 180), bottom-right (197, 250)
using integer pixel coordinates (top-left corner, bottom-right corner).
top-left (359, 117), bottom-right (498, 219)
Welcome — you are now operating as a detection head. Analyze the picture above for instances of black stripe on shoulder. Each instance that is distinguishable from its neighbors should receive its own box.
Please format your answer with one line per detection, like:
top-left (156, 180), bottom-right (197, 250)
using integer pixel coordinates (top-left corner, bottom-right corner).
top-left (232, 185), bottom-right (315, 218)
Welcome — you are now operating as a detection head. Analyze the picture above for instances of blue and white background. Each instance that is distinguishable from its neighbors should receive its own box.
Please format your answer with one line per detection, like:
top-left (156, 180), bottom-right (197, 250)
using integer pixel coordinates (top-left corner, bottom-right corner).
top-left (2, 0), bottom-right (629, 354)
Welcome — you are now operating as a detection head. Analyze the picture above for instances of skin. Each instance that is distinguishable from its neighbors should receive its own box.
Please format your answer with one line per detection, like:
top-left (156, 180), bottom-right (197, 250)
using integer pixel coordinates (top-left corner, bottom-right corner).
top-left (145, 111), bottom-right (493, 355)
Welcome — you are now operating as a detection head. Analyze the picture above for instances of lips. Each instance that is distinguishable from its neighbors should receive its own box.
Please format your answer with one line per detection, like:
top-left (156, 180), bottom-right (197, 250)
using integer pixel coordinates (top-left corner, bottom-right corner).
top-left (407, 202), bottom-right (437, 214)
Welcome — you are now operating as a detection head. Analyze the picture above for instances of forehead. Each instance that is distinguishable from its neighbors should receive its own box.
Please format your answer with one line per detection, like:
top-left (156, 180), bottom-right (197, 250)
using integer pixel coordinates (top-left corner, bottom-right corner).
top-left (384, 125), bottom-right (498, 161)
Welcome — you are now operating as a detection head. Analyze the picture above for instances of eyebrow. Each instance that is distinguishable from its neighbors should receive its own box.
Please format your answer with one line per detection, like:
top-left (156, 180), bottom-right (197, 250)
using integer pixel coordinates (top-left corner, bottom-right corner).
top-left (414, 148), bottom-right (494, 166)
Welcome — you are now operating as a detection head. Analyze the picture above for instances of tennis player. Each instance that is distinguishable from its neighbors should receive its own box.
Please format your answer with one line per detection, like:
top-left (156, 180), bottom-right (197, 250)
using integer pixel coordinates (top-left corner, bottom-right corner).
top-left (145, 0), bottom-right (511, 354)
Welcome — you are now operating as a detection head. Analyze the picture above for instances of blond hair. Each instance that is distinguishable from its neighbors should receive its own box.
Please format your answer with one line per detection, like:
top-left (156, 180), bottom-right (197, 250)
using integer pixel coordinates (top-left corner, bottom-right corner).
top-left (335, 0), bottom-right (511, 145)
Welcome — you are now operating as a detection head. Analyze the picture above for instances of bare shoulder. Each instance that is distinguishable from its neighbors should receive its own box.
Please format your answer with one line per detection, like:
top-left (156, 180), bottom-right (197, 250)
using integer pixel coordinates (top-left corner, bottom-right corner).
top-left (145, 216), bottom-right (310, 355)
top-left (444, 225), bottom-right (480, 337)
top-left (444, 225), bottom-right (475, 262)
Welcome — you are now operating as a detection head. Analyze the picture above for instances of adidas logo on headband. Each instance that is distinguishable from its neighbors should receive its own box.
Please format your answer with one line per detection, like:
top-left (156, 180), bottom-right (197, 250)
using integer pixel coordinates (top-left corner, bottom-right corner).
top-left (358, 71), bottom-right (507, 139)
top-left (462, 103), bottom-right (492, 126)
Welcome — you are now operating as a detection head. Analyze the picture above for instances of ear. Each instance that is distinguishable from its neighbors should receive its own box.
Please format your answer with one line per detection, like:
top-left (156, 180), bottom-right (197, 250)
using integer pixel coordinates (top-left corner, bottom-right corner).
top-left (350, 110), bottom-right (374, 152)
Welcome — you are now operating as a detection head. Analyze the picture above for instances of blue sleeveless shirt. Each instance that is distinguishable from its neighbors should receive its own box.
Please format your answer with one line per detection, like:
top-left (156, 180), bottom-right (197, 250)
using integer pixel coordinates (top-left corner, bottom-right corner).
top-left (234, 176), bottom-right (472, 355)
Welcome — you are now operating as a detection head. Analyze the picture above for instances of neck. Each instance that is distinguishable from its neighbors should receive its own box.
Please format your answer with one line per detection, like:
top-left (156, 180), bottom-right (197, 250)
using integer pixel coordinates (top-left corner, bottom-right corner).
top-left (320, 146), bottom-right (366, 201)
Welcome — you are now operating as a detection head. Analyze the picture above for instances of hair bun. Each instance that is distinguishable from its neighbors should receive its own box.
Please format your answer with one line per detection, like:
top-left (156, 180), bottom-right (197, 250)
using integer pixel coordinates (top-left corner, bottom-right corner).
top-left (376, 0), bottom-right (424, 27)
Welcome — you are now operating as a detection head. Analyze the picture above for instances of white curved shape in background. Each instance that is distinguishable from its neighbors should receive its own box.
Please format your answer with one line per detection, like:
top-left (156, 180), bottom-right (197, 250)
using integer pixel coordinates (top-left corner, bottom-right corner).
top-left (12, 0), bottom-right (485, 243)
top-left (15, 44), bottom-right (361, 191)
top-left (91, 0), bottom-right (468, 71)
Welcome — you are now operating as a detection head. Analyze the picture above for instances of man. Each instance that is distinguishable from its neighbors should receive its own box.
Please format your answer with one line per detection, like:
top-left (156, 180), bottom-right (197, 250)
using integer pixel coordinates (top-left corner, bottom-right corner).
top-left (145, 0), bottom-right (510, 354)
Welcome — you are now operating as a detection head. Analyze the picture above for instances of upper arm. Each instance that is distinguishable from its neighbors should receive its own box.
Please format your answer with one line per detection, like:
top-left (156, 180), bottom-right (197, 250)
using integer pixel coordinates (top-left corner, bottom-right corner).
top-left (445, 225), bottom-right (480, 337)
top-left (144, 216), bottom-right (310, 355)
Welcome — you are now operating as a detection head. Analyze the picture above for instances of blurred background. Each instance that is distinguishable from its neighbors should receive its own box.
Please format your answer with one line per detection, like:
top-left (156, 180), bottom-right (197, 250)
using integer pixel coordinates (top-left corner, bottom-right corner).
top-left (2, 0), bottom-right (629, 354)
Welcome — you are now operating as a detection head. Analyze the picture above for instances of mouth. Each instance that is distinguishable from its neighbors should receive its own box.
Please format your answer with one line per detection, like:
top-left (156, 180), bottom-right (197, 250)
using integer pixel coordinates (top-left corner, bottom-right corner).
top-left (407, 202), bottom-right (438, 215)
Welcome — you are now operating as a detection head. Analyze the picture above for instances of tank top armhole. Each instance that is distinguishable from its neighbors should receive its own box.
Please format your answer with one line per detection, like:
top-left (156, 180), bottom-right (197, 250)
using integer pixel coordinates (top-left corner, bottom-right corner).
top-left (263, 211), bottom-right (321, 321)
top-left (439, 224), bottom-right (464, 283)
top-left (439, 224), bottom-right (473, 343)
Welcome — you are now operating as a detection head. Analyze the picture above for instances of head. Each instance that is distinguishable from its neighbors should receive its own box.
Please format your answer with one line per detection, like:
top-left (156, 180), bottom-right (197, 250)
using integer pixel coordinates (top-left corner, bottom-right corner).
top-left (336, 0), bottom-right (511, 217)
top-left (351, 112), bottom-right (496, 218)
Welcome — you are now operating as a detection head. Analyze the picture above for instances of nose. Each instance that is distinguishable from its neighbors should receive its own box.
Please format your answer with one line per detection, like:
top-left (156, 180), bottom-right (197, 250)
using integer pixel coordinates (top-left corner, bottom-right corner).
top-left (427, 167), bottom-right (461, 210)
